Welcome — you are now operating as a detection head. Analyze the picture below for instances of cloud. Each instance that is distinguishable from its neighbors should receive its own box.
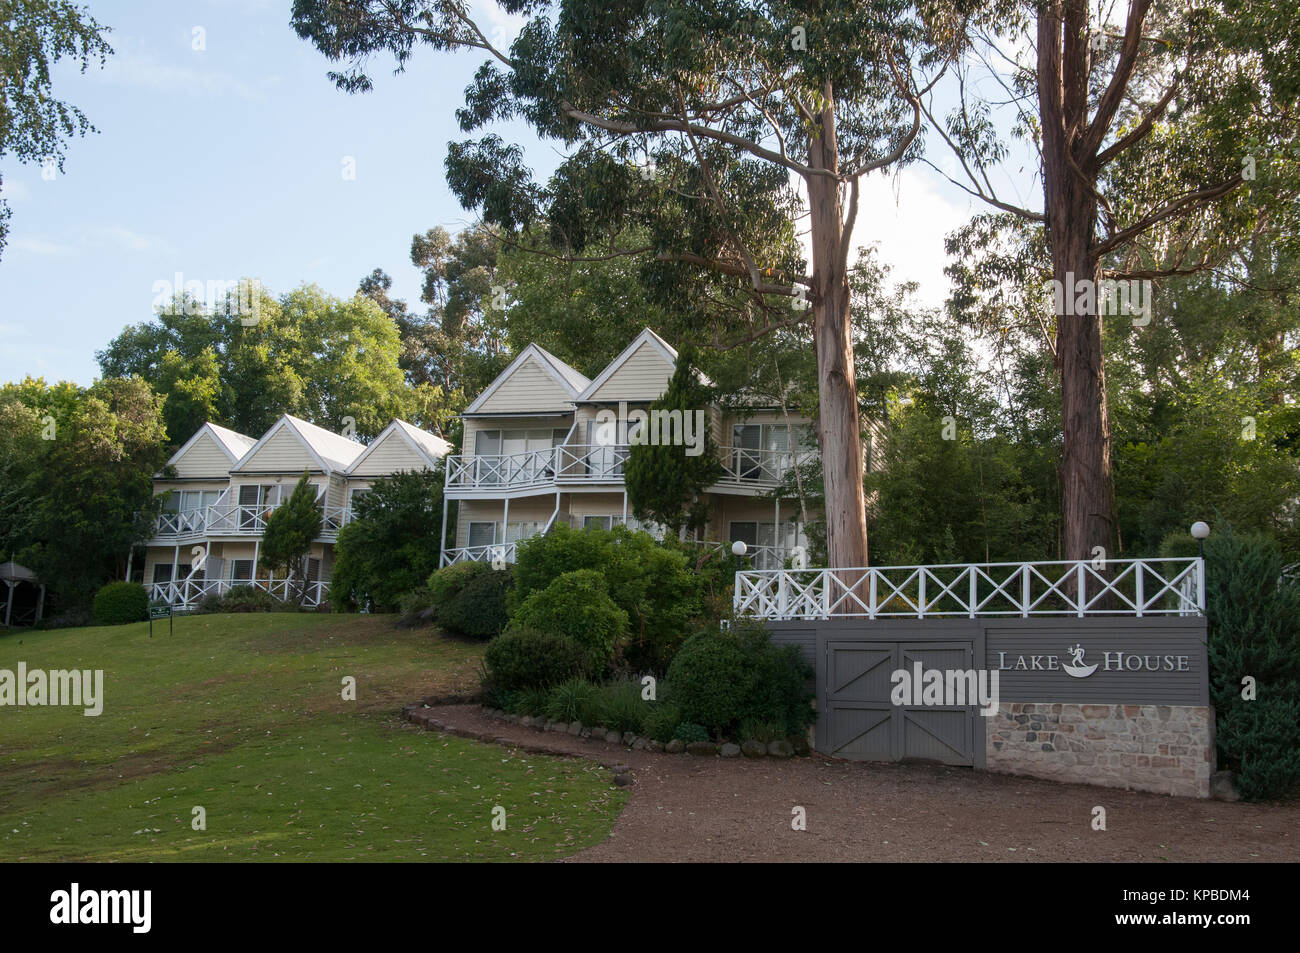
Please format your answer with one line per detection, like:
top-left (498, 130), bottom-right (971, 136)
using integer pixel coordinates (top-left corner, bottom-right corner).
top-left (0, 178), bottom-right (32, 202)
top-left (97, 50), bottom-right (264, 102)
top-left (79, 225), bottom-right (176, 254)
top-left (10, 237), bottom-right (76, 256)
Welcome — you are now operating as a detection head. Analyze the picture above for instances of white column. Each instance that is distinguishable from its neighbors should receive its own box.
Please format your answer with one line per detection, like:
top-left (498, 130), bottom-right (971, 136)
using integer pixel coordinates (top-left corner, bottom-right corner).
top-left (622, 491), bottom-right (628, 523)
top-left (125, 549), bottom-right (134, 583)
top-left (439, 497), bottom-right (449, 565)
top-left (170, 545), bottom-right (180, 585)
top-left (4, 581), bottom-right (13, 627)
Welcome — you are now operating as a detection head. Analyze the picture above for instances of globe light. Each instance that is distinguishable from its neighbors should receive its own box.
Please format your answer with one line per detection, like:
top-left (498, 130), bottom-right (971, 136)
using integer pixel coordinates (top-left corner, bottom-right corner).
top-left (1190, 521), bottom-right (1210, 540)
top-left (731, 540), bottom-right (748, 557)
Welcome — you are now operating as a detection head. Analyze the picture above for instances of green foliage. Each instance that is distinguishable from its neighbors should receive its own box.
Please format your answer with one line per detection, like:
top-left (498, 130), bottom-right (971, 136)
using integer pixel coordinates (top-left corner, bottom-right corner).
top-left (512, 524), bottom-right (698, 672)
top-left (330, 467), bottom-right (445, 611)
top-left (0, 0), bottom-right (113, 258)
top-left (595, 680), bottom-right (648, 735)
top-left (1204, 527), bottom-right (1300, 800)
top-left (437, 568), bottom-right (512, 641)
top-left (672, 722), bottom-right (710, 744)
top-left (427, 561), bottom-right (489, 604)
top-left (199, 585), bottom-right (284, 614)
top-left (643, 700), bottom-right (683, 743)
top-left (508, 569), bottom-right (630, 674)
top-left (667, 621), bottom-right (815, 738)
top-left (97, 284), bottom-right (414, 440)
top-left (625, 345), bottom-right (723, 536)
top-left (482, 627), bottom-right (592, 693)
top-left (91, 581), bottom-right (148, 625)
top-left (544, 678), bottom-right (602, 724)
top-left (258, 473), bottom-right (322, 603)
top-left (397, 587), bottom-right (435, 627)
top-left (2, 375), bottom-right (168, 609)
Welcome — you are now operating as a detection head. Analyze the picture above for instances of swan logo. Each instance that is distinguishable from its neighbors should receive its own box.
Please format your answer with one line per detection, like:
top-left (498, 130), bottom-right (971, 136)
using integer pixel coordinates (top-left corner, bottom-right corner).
top-left (1061, 644), bottom-right (1099, 679)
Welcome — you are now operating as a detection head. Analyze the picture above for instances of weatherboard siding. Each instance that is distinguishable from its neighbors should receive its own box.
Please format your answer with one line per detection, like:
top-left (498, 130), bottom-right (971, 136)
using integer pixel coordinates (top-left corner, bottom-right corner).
top-left (236, 427), bottom-right (319, 473)
top-left (586, 341), bottom-right (674, 402)
top-left (475, 356), bottom-right (576, 413)
top-left (172, 431), bottom-right (235, 479)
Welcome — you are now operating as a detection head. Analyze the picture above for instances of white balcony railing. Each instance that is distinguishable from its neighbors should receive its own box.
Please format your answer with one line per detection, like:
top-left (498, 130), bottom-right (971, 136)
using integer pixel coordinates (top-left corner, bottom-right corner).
top-left (717, 447), bottom-right (819, 486)
top-left (734, 557), bottom-right (1205, 620)
top-left (150, 577), bottom-right (330, 610)
top-left (440, 542), bottom-right (519, 567)
top-left (152, 500), bottom-right (353, 542)
top-left (445, 444), bottom-right (633, 490)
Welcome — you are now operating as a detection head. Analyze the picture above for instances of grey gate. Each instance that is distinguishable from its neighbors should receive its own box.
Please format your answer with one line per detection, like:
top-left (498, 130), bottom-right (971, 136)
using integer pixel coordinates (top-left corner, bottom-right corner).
top-left (769, 620), bottom-right (985, 767)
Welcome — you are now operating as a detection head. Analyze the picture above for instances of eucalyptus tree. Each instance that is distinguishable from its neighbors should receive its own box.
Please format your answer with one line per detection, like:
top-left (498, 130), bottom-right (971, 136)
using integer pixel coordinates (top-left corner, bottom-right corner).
top-left (291, 0), bottom-right (976, 569)
top-left (932, 0), bottom-right (1300, 562)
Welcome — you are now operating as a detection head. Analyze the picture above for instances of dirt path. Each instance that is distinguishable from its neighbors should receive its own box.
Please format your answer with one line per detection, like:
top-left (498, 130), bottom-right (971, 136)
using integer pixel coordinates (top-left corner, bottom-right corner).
top-left (407, 704), bottom-right (1299, 863)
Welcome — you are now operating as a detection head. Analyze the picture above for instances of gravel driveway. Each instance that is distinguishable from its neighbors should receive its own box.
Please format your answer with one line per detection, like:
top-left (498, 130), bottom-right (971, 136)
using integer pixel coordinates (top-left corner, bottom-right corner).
top-left (408, 704), bottom-right (1300, 863)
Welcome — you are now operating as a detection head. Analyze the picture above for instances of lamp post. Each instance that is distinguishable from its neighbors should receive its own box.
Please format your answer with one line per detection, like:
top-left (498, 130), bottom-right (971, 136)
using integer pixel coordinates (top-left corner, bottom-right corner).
top-left (1190, 521), bottom-right (1210, 614)
top-left (1190, 521), bottom-right (1210, 560)
top-left (731, 539), bottom-right (750, 564)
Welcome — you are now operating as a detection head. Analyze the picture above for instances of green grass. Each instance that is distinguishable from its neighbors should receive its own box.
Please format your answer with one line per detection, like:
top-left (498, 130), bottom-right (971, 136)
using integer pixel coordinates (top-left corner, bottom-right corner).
top-left (0, 614), bottom-right (625, 861)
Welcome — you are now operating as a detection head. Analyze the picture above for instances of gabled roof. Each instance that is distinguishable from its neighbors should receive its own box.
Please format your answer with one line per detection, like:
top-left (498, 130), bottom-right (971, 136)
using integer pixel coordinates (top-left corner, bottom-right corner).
top-left (345, 419), bottom-right (452, 475)
top-left (463, 343), bottom-right (591, 415)
top-left (231, 414), bottom-right (365, 475)
top-left (576, 327), bottom-right (710, 401)
top-left (160, 421), bottom-right (257, 476)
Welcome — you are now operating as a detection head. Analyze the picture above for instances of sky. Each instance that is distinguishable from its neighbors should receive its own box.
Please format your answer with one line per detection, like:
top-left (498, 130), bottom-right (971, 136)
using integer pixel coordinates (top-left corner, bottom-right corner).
top-left (0, 0), bottom-right (1036, 387)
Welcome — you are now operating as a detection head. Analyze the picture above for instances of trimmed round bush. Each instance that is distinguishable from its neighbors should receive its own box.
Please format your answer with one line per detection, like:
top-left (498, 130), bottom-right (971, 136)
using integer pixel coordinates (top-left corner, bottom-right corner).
top-left (437, 568), bottom-right (512, 640)
top-left (92, 581), bottom-right (149, 625)
top-left (667, 621), bottom-right (815, 737)
top-left (483, 627), bottom-right (593, 692)
top-left (508, 569), bottom-right (629, 672)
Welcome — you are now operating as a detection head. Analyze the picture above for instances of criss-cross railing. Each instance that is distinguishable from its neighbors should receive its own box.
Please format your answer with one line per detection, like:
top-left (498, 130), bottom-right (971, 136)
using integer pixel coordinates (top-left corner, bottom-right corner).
top-left (156, 501), bottom-right (352, 540)
top-left (150, 577), bottom-right (330, 610)
top-left (734, 558), bottom-right (1204, 620)
top-left (439, 542), bottom-right (518, 567)
top-left (717, 447), bottom-right (819, 486)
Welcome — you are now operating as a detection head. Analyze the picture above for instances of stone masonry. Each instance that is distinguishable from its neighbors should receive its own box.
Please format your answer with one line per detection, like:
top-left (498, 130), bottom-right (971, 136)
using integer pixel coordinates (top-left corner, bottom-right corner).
top-left (986, 703), bottom-right (1214, 798)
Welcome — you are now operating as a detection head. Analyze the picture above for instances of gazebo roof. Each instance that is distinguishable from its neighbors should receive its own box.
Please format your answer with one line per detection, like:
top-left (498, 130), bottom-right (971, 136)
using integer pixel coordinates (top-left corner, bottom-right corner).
top-left (0, 561), bottom-right (39, 583)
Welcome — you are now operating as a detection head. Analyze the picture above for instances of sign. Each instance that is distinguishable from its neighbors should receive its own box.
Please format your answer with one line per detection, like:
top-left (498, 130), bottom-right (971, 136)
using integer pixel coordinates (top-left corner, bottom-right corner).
top-left (148, 604), bottom-right (172, 638)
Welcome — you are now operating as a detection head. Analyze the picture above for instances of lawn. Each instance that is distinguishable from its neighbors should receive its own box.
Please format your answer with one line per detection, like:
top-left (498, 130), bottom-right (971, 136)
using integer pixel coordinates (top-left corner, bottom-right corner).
top-left (0, 613), bottom-right (625, 861)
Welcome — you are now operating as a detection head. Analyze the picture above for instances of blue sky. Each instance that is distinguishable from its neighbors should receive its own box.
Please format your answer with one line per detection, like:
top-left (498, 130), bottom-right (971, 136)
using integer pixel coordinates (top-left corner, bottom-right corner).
top-left (0, 0), bottom-right (1034, 387)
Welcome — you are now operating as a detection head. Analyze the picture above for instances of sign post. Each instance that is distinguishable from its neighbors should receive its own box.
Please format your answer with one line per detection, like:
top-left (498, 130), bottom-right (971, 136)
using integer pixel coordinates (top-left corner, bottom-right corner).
top-left (149, 604), bottom-right (172, 638)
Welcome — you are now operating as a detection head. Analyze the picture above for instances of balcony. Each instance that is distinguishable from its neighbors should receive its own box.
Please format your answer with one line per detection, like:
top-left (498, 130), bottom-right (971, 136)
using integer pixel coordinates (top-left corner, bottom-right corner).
top-left (151, 492), bottom-right (354, 543)
top-left (445, 443), bottom-right (818, 492)
top-left (445, 444), bottom-right (631, 492)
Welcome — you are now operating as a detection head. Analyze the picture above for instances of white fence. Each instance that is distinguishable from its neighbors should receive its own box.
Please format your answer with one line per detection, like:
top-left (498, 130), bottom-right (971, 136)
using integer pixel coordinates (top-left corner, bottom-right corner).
top-left (150, 577), bottom-right (329, 610)
top-left (734, 558), bottom-right (1204, 620)
top-left (153, 496), bottom-right (352, 542)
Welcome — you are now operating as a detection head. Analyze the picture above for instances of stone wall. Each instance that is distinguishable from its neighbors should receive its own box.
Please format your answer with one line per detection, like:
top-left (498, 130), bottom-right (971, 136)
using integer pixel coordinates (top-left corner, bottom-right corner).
top-left (986, 703), bottom-right (1214, 798)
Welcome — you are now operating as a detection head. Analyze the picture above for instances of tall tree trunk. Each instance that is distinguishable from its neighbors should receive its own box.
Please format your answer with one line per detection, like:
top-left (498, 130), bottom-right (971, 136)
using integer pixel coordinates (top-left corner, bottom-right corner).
top-left (1039, 3), bottom-right (1116, 564)
top-left (807, 89), bottom-right (869, 570)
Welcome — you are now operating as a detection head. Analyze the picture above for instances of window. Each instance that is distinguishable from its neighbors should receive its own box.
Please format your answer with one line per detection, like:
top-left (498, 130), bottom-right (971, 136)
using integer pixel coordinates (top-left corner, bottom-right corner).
top-left (306, 558), bottom-right (321, 583)
top-left (152, 563), bottom-right (173, 584)
top-left (505, 521), bottom-right (544, 544)
top-left (467, 521), bottom-right (497, 549)
top-left (230, 560), bottom-right (254, 582)
top-left (583, 516), bottom-right (613, 531)
top-left (732, 423), bottom-right (812, 481)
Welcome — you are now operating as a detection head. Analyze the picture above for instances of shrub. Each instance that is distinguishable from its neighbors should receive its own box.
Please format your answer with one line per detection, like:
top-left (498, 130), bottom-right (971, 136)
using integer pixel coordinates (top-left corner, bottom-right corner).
top-left (545, 678), bottom-right (602, 723)
top-left (672, 722), bottom-right (710, 744)
top-left (508, 569), bottom-right (629, 673)
top-left (199, 585), bottom-right (283, 614)
top-left (512, 524), bottom-right (700, 672)
top-left (92, 581), bottom-right (149, 625)
top-left (482, 627), bottom-right (592, 693)
top-left (644, 700), bottom-right (683, 743)
top-left (437, 568), bottom-right (511, 640)
top-left (1205, 527), bottom-right (1300, 800)
top-left (738, 718), bottom-right (785, 744)
top-left (597, 680), bottom-right (649, 734)
top-left (397, 587), bottom-right (436, 627)
top-left (427, 562), bottom-right (490, 604)
top-left (667, 620), bottom-right (815, 737)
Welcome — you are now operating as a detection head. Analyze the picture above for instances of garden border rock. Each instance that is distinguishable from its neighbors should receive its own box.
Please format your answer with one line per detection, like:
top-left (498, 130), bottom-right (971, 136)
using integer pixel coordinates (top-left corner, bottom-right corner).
top-left (404, 702), bottom-right (812, 761)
